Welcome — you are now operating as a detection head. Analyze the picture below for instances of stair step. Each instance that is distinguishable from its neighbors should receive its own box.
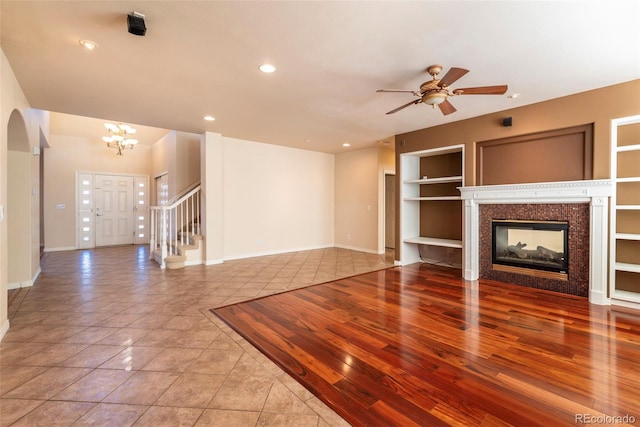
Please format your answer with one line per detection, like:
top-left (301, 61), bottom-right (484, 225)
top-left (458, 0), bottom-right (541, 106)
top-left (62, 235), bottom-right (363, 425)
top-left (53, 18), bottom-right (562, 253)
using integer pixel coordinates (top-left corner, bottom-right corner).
top-left (165, 254), bottom-right (186, 270)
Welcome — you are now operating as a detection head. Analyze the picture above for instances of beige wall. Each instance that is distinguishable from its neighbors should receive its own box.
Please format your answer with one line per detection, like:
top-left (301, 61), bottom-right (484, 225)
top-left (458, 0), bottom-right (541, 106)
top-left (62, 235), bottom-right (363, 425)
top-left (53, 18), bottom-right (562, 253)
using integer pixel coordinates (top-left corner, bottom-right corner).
top-left (151, 131), bottom-right (201, 203)
top-left (1, 49), bottom-right (42, 339)
top-left (221, 137), bottom-right (335, 260)
top-left (378, 147), bottom-right (395, 252)
top-left (152, 132), bottom-right (176, 201)
top-left (44, 133), bottom-right (152, 250)
top-left (335, 146), bottom-right (395, 254)
top-left (7, 151), bottom-right (31, 284)
top-left (176, 132), bottom-right (201, 192)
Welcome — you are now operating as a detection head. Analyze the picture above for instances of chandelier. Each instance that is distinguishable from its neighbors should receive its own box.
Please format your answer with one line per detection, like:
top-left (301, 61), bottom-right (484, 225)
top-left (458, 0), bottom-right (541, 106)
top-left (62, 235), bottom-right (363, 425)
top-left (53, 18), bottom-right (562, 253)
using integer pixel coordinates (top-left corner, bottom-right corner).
top-left (102, 123), bottom-right (138, 155)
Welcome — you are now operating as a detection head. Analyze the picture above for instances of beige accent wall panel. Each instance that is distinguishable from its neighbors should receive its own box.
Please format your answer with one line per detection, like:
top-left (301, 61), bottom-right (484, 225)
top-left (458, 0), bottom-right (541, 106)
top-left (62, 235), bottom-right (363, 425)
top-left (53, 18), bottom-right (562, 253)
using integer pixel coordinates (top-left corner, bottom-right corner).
top-left (476, 125), bottom-right (592, 185)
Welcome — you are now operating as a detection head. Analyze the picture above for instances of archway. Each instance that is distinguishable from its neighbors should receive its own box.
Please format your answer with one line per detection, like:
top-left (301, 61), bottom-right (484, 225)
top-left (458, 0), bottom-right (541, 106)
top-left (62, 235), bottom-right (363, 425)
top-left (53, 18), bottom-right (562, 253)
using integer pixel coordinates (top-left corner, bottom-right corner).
top-left (7, 109), bottom-right (32, 288)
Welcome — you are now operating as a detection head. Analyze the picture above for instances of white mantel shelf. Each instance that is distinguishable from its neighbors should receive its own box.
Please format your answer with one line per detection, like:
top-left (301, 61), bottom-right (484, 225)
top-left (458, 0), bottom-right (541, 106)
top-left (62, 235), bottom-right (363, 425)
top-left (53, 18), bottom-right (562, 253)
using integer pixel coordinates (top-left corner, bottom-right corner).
top-left (458, 180), bottom-right (613, 203)
top-left (459, 180), bottom-right (613, 305)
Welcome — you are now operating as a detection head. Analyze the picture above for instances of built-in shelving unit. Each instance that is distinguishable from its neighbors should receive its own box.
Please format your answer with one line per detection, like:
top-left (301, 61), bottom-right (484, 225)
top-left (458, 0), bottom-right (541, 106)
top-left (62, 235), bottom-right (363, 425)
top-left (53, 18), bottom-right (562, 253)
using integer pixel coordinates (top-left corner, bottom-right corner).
top-left (610, 115), bottom-right (640, 306)
top-left (400, 144), bottom-right (464, 265)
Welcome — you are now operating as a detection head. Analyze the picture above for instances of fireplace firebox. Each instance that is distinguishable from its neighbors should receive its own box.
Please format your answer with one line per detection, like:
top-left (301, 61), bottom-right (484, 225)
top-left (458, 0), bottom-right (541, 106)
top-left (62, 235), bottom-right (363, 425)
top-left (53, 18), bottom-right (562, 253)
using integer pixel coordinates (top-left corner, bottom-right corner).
top-left (492, 220), bottom-right (569, 279)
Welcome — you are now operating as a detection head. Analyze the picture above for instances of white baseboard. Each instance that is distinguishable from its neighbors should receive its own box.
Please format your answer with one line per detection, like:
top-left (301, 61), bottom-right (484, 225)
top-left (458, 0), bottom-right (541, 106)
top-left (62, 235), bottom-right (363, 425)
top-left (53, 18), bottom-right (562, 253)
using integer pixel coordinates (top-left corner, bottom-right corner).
top-left (7, 267), bottom-right (42, 290)
top-left (611, 298), bottom-right (640, 311)
top-left (44, 246), bottom-right (76, 252)
top-left (0, 319), bottom-right (9, 342)
top-left (7, 280), bottom-right (33, 290)
top-left (199, 244), bottom-right (383, 266)
top-left (222, 244), bottom-right (333, 262)
top-left (333, 243), bottom-right (379, 255)
top-left (32, 267), bottom-right (41, 284)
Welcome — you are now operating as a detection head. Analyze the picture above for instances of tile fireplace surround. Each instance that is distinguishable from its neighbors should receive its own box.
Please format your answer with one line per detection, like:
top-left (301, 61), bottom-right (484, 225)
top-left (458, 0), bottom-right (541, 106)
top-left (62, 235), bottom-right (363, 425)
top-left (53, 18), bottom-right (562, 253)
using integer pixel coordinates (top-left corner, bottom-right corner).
top-left (459, 180), bottom-right (613, 305)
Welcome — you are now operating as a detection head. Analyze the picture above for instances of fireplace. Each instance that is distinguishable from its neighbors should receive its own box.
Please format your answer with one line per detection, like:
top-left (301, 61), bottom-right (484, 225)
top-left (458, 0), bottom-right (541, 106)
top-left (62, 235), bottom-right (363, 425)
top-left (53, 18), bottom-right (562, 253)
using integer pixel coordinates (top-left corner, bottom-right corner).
top-left (492, 220), bottom-right (568, 279)
top-left (458, 180), bottom-right (613, 304)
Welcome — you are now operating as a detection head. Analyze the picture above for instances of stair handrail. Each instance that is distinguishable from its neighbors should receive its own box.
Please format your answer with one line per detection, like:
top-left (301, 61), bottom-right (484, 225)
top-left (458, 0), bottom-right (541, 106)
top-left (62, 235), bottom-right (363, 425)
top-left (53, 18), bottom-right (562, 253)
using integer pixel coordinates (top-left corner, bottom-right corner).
top-left (163, 180), bottom-right (201, 206)
top-left (149, 184), bottom-right (201, 269)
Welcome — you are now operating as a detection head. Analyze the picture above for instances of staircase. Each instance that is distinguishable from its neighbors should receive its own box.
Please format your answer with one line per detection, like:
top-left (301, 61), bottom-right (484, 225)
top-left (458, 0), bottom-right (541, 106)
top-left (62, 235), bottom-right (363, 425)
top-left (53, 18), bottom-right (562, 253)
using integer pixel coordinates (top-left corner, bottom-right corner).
top-left (149, 185), bottom-right (203, 269)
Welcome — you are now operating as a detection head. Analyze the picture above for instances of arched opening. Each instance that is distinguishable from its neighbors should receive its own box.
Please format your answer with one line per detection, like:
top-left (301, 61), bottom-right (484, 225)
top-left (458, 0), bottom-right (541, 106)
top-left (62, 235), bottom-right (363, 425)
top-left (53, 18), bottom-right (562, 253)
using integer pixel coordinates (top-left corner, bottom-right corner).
top-left (7, 109), bottom-right (32, 288)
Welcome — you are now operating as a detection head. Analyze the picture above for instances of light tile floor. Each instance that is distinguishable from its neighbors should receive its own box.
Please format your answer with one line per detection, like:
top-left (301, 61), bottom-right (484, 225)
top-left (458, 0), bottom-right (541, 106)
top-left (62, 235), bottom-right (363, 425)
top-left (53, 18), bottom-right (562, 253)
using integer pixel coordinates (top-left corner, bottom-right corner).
top-left (1, 245), bottom-right (394, 426)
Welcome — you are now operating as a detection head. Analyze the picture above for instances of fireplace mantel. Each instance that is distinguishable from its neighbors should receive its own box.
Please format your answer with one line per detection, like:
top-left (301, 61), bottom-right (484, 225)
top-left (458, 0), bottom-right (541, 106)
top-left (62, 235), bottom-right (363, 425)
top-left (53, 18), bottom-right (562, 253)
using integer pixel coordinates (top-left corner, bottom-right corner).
top-left (459, 180), bottom-right (613, 305)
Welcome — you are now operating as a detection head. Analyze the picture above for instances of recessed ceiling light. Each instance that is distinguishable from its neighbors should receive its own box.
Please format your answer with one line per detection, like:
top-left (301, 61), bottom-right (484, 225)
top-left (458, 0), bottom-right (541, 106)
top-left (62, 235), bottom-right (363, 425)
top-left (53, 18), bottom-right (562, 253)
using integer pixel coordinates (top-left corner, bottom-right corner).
top-left (342, 143), bottom-right (351, 147)
top-left (204, 115), bottom-right (215, 121)
top-left (79, 39), bottom-right (99, 50)
top-left (508, 93), bottom-right (520, 99)
top-left (259, 64), bottom-right (276, 73)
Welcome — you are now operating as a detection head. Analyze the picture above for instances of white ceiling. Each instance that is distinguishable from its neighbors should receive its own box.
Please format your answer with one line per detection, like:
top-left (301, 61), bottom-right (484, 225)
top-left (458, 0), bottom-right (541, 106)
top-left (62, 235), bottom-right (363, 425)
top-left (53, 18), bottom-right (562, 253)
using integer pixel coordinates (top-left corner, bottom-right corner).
top-left (2, 1), bottom-right (639, 154)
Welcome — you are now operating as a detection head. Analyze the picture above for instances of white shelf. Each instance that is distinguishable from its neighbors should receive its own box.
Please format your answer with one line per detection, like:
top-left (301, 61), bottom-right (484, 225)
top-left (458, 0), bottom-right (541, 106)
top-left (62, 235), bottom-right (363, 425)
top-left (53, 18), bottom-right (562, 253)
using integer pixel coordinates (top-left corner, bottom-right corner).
top-left (404, 196), bottom-right (461, 201)
top-left (400, 144), bottom-right (464, 265)
top-left (405, 145), bottom-right (465, 157)
top-left (403, 236), bottom-right (463, 248)
top-left (616, 233), bottom-right (640, 241)
top-left (610, 115), bottom-right (640, 303)
top-left (615, 262), bottom-right (640, 273)
top-left (616, 143), bottom-right (640, 152)
top-left (611, 289), bottom-right (640, 305)
top-left (404, 176), bottom-right (463, 185)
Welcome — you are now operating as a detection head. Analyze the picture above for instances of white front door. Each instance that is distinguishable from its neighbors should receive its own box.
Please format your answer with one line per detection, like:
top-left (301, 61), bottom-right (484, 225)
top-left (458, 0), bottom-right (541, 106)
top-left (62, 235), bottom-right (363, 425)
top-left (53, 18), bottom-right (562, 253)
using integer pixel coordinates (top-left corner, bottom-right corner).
top-left (95, 174), bottom-right (134, 246)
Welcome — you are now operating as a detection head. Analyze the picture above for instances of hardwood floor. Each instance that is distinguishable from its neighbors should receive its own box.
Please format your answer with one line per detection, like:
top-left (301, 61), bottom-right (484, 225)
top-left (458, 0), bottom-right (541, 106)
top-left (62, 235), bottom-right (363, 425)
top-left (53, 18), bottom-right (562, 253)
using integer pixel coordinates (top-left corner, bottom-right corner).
top-left (213, 263), bottom-right (640, 427)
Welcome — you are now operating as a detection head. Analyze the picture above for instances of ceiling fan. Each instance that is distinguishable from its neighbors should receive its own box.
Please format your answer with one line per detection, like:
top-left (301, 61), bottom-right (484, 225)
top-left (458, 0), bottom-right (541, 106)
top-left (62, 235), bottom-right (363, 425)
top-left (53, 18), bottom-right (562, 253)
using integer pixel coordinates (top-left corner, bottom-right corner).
top-left (377, 65), bottom-right (508, 116)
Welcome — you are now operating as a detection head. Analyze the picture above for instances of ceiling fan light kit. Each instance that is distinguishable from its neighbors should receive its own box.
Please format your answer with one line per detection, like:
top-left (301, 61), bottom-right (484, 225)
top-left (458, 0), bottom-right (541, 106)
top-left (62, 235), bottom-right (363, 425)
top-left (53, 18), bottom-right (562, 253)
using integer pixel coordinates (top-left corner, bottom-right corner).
top-left (378, 64), bottom-right (508, 116)
top-left (422, 92), bottom-right (447, 106)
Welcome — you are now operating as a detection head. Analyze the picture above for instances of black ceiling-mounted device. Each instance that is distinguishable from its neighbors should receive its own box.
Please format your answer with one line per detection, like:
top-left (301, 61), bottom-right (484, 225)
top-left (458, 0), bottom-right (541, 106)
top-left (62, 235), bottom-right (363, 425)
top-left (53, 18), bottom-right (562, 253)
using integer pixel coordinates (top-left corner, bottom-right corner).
top-left (127, 11), bottom-right (146, 36)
